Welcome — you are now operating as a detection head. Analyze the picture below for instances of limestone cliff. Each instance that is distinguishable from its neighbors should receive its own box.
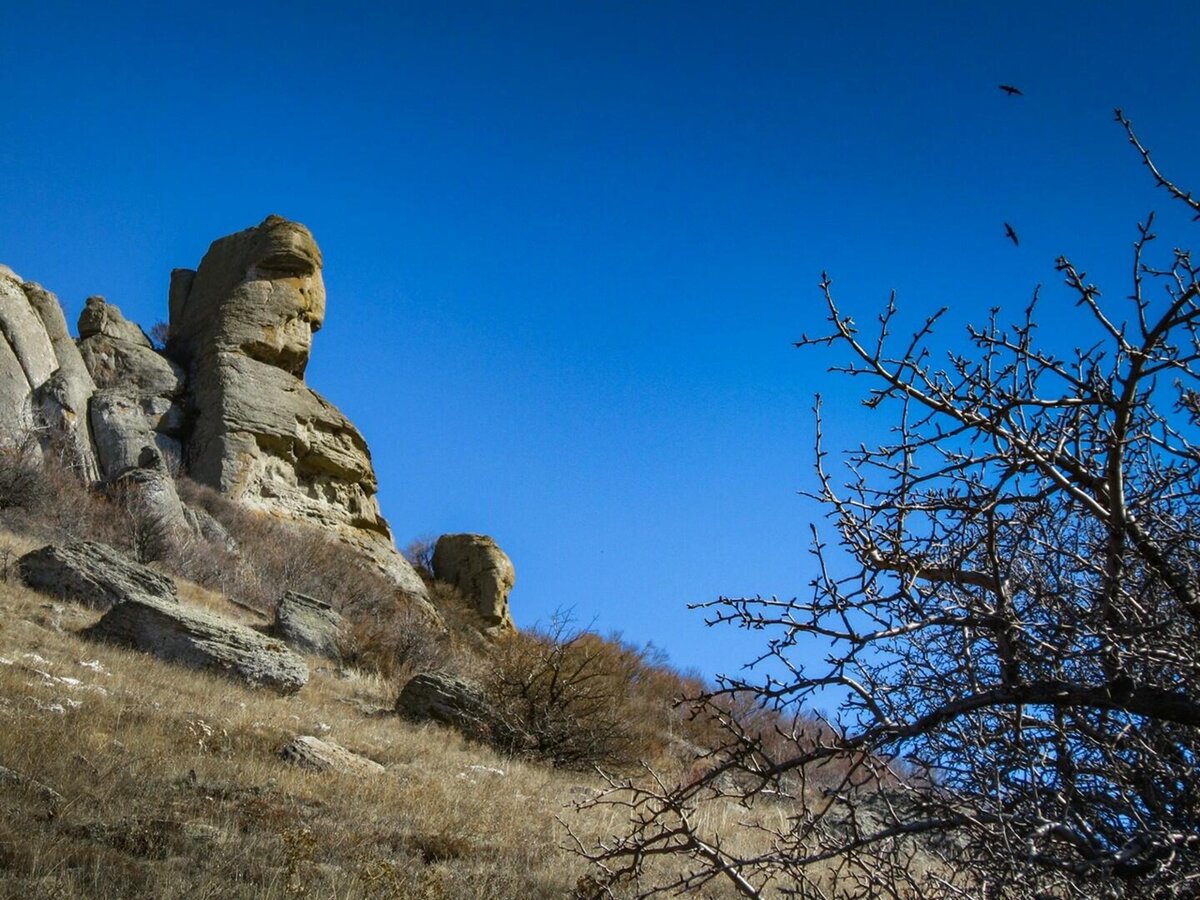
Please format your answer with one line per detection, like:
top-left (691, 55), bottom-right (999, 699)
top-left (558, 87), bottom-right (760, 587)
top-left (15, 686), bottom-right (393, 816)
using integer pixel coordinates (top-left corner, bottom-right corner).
top-left (0, 266), bottom-right (100, 480)
top-left (165, 215), bottom-right (428, 601)
top-left (0, 219), bottom-right (523, 626)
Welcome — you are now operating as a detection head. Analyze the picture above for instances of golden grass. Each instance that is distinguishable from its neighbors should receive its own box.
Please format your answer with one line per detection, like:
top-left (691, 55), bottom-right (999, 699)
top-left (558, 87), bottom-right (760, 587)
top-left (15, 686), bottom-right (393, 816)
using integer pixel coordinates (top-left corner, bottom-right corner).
top-left (0, 527), bottom-right (785, 899)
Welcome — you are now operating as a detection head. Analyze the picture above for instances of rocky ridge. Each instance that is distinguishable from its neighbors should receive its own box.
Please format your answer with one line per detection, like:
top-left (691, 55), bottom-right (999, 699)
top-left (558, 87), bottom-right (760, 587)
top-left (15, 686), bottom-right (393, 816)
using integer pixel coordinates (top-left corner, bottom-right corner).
top-left (1, 216), bottom-right (517, 634)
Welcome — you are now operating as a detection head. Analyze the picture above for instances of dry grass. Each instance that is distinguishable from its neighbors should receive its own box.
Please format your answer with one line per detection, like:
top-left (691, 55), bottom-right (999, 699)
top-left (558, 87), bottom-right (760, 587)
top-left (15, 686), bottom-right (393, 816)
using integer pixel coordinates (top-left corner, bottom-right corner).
top-left (0, 527), bottom-right (784, 899)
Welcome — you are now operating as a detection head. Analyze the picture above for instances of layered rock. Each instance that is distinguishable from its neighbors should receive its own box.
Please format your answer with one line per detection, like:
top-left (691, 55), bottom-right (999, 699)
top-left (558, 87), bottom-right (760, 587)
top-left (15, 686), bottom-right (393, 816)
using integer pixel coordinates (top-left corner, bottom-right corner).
top-left (396, 671), bottom-right (498, 741)
top-left (0, 267), bottom-right (100, 479)
top-left (166, 216), bottom-right (428, 603)
top-left (83, 593), bottom-right (309, 693)
top-left (432, 534), bottom-right (516, 631)
top-left (278, 736), bottom-right (384, 775)
top-left (78, 296), bottom-right (186, 470)
top-left (273, 591), bottom-right (348, 660)
top-left (19, 540), bottom-right (178, 610)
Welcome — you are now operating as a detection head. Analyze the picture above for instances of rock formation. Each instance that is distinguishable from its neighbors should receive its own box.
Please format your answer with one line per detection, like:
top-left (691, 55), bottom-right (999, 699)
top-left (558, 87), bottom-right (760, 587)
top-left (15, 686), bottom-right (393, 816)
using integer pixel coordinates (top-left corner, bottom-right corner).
top-left (0, 267), bottom-right (100, 480)
top-left (273, 591), bottom-right (348, 660)
top-left (83, 593), bottom-right (309, 693)
top-left (77, 295), bottom-right (186, 470)
top-left (2, 215), bottom-right (512, 632)
top-left (165, 215), bottom-right (428, 602)
top-left (432, 534), bottom-right (516, 631)
top-left (19, 541), bottom-right (179, 610)
top-left (396, 671), bottom-right (499, 741)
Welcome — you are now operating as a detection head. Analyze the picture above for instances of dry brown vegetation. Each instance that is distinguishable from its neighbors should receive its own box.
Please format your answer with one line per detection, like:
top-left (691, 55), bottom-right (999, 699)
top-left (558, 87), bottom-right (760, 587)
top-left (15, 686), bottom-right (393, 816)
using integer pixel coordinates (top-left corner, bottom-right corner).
top-left (0, 525), bottom-right (803, 899)
top-left (0, 449), bottom-right (843, 897)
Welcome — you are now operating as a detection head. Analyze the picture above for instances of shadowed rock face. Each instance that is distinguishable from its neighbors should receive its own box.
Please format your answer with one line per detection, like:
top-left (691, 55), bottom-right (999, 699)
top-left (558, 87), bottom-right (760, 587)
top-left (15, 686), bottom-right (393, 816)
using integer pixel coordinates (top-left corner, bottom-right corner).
top-left (0, 267), bottom-right (100, 480)
top-left (168, 216), bottom-right (429, 603)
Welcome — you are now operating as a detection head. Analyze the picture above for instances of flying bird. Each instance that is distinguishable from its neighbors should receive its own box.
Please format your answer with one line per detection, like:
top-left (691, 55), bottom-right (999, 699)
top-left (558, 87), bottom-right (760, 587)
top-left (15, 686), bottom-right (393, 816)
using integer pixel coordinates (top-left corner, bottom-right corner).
top-left (999, 84), bottom-right (1023, 96)
top-left (1004, 223), bottom-right (1019, 246)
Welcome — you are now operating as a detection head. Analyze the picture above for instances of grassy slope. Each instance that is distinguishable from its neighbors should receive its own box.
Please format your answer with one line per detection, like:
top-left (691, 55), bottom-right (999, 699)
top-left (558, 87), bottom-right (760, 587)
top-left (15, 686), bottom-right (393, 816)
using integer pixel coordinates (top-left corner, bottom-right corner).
top-left (0, 528), bottom-right (641, 899)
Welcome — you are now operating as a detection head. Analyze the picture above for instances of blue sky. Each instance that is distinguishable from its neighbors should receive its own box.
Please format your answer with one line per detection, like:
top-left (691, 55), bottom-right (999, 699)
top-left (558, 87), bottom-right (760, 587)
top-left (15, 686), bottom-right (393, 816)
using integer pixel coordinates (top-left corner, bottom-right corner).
top-left (2, 2), bottom-right (1197, 682)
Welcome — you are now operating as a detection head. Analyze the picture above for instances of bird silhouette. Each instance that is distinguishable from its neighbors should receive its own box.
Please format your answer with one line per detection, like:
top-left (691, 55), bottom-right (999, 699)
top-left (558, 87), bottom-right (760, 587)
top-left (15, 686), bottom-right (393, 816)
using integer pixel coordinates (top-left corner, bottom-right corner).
top-left (1004, 223), bottom-right (1019, 246)
top-left (999, 84), bottom-right (1023, 96)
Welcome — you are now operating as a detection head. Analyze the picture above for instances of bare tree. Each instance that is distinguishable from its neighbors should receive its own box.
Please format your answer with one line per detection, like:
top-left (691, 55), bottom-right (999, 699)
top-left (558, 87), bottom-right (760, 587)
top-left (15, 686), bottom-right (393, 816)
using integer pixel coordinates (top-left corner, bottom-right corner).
top-left (570, 112), bottom-right (1200, 899)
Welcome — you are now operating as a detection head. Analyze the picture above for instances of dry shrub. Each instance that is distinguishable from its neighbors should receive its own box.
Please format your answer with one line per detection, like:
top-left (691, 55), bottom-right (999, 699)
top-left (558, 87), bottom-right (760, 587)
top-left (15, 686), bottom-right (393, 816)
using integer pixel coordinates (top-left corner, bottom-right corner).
top-left (174, 479), bottom-right (461, 673)
top-left (0, 438), bottom-right (127, 550)
top-left (483, 615), bottom-right (679, 770)
top-left (0, 432), bottom-right (49, 512)
top-left (402, 535), bottom-right (437, 582)
top-left (348, 605), bottom-right (453, 681)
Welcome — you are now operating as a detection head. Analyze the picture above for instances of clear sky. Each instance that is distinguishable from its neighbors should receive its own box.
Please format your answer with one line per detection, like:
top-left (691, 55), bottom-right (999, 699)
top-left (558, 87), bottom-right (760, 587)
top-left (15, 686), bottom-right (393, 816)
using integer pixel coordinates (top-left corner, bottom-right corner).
top-left (2, 1), bottom-right (1197, 683)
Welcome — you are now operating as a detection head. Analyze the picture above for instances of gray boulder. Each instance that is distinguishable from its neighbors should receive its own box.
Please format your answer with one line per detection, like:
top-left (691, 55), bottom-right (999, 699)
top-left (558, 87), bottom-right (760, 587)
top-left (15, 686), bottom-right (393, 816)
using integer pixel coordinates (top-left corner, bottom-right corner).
top-left (432, 534), bottom-right (516, 631)
top-left (278, 736), bottom-right (384, 775)
top-left (167, 216), bottom-right (430, 608)
top-left (19, 541), bottom-right (178, 610)
top-left (83, 593), bottom-right (308, 693)
top-left (273, 591), bottom-right (347, 660)
top-left (396, 672), bottom-right (499, 741)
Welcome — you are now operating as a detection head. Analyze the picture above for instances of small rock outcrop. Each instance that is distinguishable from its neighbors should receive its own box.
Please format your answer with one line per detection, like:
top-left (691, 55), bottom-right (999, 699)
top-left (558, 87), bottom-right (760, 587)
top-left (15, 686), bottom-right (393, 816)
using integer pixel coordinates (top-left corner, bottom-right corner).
top-left (273, 591), bottom-right (347, 660)
top-left (396, 671), bottom-right (497, 740)
top-left (432, 534), bottom-right (516, 631)
top-left (166, 216), bottom-right (429, 604)
top-left (278, 736), bottom-right (384, 775)
top-left (19, 541), bottom-right (178, 610)
top-left (83, 593), bottom-right (308, 693)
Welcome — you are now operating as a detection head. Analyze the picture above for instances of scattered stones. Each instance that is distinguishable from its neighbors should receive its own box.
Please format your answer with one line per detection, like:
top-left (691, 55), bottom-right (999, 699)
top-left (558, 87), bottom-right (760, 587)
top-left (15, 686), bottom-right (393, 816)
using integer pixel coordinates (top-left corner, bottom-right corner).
top-left (464, 764), bottom-right (505, 777)
top-left (278, 735), bottom-right (385, 775)
top-left (82, 593), bottom-right (308, 693)
top-left (19, 541), bottom-right (178, 610)
top-left (432, 534), bottom-right (516, 631)
top-left (273, 591), bottom-right (347, 661)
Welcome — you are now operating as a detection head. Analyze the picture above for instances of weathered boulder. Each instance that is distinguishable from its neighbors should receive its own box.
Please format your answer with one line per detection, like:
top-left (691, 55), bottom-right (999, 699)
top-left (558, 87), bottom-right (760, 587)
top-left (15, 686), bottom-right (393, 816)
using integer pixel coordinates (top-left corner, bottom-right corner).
top-left (167, 216), bottom-right (429, 606)
top-left (83, 593), bottom-right (308, 693)
top-left (396, 672), bottom-right (497, 740)
top-left (109, 460), bottom-right (193, 559)
top-left (278, 736), bottom-right (384, 775)
top-left (19, 541), bottom-right (178, 610)
top-left (273, 591), bottom-right (347, 660)
top-left (432, 534), bottom-right (516, 631)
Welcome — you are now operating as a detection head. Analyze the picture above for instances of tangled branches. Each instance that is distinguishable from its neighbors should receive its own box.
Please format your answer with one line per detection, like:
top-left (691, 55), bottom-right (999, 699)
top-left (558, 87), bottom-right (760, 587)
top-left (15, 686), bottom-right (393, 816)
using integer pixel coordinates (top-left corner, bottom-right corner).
top-left (569, 112), bottom-right (1200, 899)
